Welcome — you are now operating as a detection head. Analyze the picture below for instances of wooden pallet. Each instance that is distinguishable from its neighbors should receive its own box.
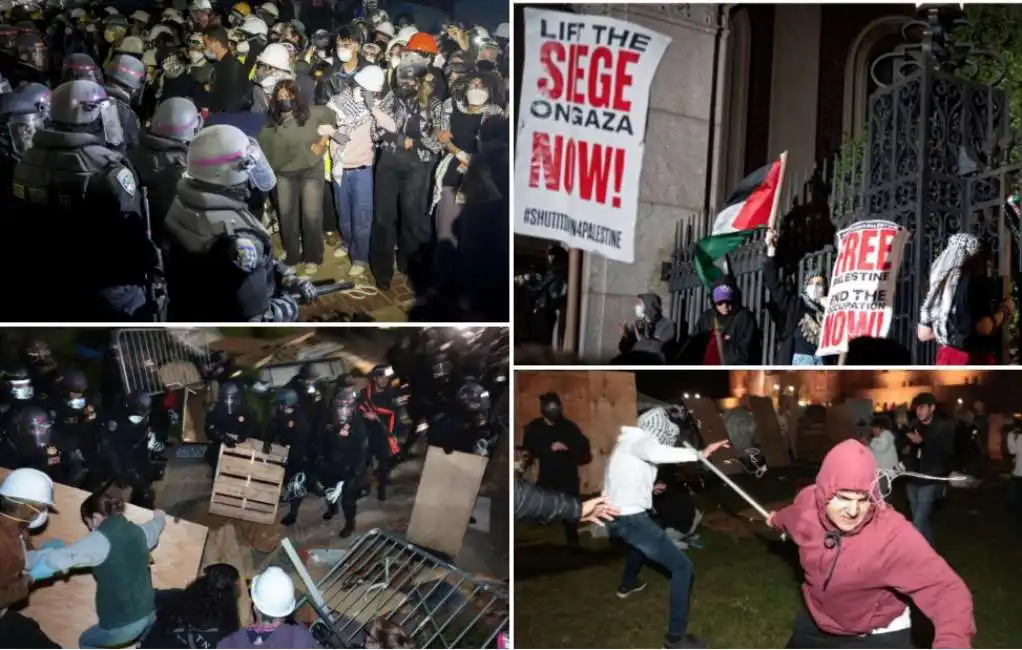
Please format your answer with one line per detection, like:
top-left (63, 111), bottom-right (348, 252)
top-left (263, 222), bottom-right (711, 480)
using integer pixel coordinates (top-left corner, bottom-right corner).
top-left (209, 438), bottom-right (289, 525)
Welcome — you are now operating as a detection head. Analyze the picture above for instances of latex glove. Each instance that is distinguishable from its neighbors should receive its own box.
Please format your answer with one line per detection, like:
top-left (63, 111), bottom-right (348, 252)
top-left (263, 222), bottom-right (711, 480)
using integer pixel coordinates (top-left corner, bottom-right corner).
top-left (317, 124), bottom-right (336, 137)
top-left (28, 557), bottom-right (58, 582)
top-left (40, 540), bottom-right (66, 551)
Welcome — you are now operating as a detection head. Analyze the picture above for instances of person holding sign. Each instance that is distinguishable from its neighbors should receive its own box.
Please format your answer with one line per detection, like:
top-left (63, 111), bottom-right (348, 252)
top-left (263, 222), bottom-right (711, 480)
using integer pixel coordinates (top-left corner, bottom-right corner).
top-left (766, 440), bottom-right (975, 649)
top-left (918, 233), bottom-right (1015, 365)
top-left (763, 228), bottom-right (829, 365)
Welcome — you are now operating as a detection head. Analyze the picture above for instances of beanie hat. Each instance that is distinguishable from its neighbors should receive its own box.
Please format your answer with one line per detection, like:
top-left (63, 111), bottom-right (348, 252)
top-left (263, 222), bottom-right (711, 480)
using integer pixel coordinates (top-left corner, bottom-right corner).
top-left (638, 407), bottom-right (679, 446)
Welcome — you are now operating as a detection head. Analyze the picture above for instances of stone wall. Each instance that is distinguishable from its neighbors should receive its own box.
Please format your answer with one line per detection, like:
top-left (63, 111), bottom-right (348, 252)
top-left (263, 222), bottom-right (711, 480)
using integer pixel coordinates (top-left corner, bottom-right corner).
top-left (578, 4), bottom-right (729, 361)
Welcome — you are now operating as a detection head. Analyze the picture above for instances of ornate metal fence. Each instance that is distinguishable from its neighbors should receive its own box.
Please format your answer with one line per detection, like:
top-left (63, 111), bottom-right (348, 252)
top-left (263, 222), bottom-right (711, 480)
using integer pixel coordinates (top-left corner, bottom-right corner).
top-left (662, 7), bottom-right (1022, 365)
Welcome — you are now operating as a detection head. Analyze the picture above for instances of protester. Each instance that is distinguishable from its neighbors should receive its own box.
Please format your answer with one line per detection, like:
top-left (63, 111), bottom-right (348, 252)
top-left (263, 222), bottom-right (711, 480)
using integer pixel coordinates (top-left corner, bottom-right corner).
top-left (1007, 421), bottom-right (1022, 533)
top-left (867, 415), bottom-right (900, 495)
top-left (140, 563), bottom-right (242, 649)
top-left (901, 392), bottom-right (956, 547)
top-left (767, 439), bottom-right (975, 648)
top-left (689, 279), bottom-right (760, 365)
top-left (514, 478), bottom-right (619, 525)
top-left (216, 566), bottom-right (319, 648)
top-left (763, 228), bottom-right (829, 365)
top-left (616, 292), bottom-right (676, 364)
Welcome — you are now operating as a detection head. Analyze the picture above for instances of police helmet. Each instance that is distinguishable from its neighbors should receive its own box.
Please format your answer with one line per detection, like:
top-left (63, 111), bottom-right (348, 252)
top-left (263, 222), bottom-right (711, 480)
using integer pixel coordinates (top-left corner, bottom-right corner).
top-left (126, 391), bottom-right (152, 417)
top-left (150, 97), bottom-right (202, 143)
top-left (18, 82), bottom-right (50, 118)
top-left (62, 52), bottom-right (103, 84)
top-left (105, 53), bottom-right (146, 91)
top-left (275, 386), bottom-right (298, 407)
top-left (14, 31), bottom-right (46, 71)
top-left (3, 365), bottom-right (32, 401)
top-left (15, 405), bottom-right (53, 448)
top-left (0, 86), bottom-right (45, 155)
top-left (49, 80), bottom-right (107, 125)
top-left (185, 124), bottom-right (276, 191)
top-left (59, 369), bottom-right (88, 394)
top-left (457, 381), bottom-right (491, 414)
top-left (0, 25), bottom-right (15, 54)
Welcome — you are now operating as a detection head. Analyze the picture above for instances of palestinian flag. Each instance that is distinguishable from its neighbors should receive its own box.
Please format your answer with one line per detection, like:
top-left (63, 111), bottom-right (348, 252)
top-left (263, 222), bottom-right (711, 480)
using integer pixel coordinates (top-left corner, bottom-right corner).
top-left (694, 154), bottom-right (787, 287)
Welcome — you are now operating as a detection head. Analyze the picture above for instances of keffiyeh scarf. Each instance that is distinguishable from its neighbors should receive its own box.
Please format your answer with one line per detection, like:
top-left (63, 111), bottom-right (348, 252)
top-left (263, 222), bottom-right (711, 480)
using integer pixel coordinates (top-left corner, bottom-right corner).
top-left (919, 232), bottom-right (980, 346)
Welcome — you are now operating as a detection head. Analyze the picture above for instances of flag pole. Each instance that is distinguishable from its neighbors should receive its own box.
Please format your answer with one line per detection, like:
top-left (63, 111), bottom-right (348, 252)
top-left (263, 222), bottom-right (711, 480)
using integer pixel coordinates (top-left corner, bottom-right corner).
top-left (767, 151), bottom-right (789, 231)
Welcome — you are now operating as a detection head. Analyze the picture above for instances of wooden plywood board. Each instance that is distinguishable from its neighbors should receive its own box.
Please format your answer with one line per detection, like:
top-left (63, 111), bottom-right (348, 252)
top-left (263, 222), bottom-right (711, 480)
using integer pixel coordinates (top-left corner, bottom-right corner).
top-left (0, 467), bottom-right (208, 649)
top-left (405, 447), bottom-right (488, 557)
top-left (683, 397), bottom-right (742, 475)
top-left (515, 371), bottom-right (637, 494)
top-left (181, 387), bottom-right (209, 444)
top-left (747, 396), bottom-right (791, 468)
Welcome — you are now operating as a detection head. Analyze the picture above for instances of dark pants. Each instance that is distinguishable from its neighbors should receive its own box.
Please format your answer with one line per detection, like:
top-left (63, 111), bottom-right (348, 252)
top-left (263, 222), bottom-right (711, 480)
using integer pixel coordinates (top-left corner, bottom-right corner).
top-left (322, 486), bottom-right (358, 523)
top-left (905, 482), bottom-right (939, 547)
top-left (369, 436), bottom-right (391, 498)
top-left (0, 611), bottom-right (60, 648)
top-left (538, 476), bottom-right (580, 547)
top-left (1010, 476), bottom-right (1022, 531)
top-left (607, 511), bottom-right (694, 637)
top-left (371, 151), bottom-right (433, 285)
top-left (277, 165), bottom-right (325, 265)
top-left (333, 166), bottom-right (373, 264)
top-left (787, 604), bottom-right (912, 648)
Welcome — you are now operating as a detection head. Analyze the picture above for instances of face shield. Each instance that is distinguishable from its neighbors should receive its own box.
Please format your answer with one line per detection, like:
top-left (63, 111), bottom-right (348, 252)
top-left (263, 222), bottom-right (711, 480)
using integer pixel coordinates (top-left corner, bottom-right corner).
top-left (23, 42), bottom-right (47, 70)
top-left (242, 136), bottom-right (276, 191)
top-left (335, 404), bottom-right (354, 423)
top-left (98, 98), bottom-right (124, 149)
top-left (10, 379), bottom-right (33, 400)
top-left (8, 113), bottom-right (42, 155)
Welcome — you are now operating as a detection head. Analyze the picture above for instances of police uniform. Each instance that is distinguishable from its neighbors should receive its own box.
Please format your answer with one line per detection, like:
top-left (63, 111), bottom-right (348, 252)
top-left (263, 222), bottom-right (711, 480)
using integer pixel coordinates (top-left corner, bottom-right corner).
top-left (126, 131), bottom-right (188, 239)
top-left (104, 84), bottom-right (142, 151)
top-left (263, 401), bottom-right (313, 526)
top-left (11, 128), bottom-right (152, 320)
top-left (163, 177), bottom-right (295, 322)
top-left (97, 407), bottom-right (157, 509)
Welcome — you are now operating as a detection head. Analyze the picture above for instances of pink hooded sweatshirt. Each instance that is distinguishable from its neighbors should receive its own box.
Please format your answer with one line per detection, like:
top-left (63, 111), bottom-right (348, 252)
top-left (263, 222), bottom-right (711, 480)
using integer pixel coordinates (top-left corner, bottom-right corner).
top-left (771, 439), bottom-right (975, 648)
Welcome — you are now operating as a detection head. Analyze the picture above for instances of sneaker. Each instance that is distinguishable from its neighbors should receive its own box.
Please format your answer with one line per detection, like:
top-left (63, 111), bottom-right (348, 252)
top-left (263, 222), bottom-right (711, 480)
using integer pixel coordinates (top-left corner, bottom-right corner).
top-left (348, 262), bottom-right (368, 278)
top-left (333, 247), bottom-right (349, 259)
top-left (302, 263), bottom-right (319, 278)
top-left (664, 634), bottom-right (707, 649)
top-left (616, 581), bottom-right (647, 599)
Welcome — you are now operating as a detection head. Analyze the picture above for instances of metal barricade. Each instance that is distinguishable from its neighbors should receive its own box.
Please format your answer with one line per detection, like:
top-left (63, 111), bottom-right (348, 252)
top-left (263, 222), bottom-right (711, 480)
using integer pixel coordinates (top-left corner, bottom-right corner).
top-left (115, 328), bottom-right (213, 396)
top-left (298, 529), bottom-right (508, 649)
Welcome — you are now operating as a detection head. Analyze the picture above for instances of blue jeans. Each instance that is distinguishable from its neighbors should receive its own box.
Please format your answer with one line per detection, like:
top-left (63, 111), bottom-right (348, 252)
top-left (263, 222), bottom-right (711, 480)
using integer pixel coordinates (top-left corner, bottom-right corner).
top-left (79, 611), bottom-right (155, 649)
top-left (792, 353), bottom-right (824, 366)
top-left (607, 512), bottom-right (693, 636)
top-left (333, 167), bottom-right (373, 264)
top-left (905, 482), bottom-right (940, 547)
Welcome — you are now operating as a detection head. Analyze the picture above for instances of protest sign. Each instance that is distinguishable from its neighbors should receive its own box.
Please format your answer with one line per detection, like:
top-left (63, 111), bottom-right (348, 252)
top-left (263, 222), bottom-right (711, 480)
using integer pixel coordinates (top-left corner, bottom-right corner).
top-left (514, 8), bottom-right (671, 263)
top-left (816, 220), bottom-right (909, 357)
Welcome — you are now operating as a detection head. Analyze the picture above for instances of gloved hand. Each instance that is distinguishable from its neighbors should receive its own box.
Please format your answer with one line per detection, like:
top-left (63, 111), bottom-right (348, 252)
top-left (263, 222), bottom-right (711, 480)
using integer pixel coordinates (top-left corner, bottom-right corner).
top-left (40, 540), bottom-right (65, 551)
top-left (223, 438), bottom-right (237, 449)
top-left (262, 441), bottom-right (273, 454)
top-left (267, 295), bottom-right (300, 322)
top-left (27, 557), bottom-right (58, 582)
top-left (288, 277), bottom-right (318, 305)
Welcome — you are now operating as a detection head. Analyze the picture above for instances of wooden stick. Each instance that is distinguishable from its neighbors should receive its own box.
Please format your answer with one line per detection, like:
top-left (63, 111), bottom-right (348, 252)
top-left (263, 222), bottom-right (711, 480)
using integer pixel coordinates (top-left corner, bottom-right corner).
top-left (767, 151), bottom-right (789, 231)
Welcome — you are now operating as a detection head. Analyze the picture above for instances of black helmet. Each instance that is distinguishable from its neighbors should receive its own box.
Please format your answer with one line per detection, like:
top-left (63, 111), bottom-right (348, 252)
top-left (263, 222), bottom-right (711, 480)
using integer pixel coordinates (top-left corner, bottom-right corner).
top-left (333, 373), bottom-right (355, 390)
top-left (126, 391), bottom-right (152, 417)
top-left (457, 380), bottom-right (490, 414)
top-left (23, 339), bottom-right (52, 366)
top-left (332, 386), bottom-right (357, 424)
top-left (311, 28), bottom-right (330, 50)
top-left (15, 32), bottom-right (47, 71)
top-left (0, 85), bottom-right (48, 156)
top-left (60, 369), bottom-right (88, 394)
top-left (275, 386), bottom-right (298, 408)
top-left (218, 381), bottom-right (243, 411)
top-left (15, 405), bottom-right (53, 449)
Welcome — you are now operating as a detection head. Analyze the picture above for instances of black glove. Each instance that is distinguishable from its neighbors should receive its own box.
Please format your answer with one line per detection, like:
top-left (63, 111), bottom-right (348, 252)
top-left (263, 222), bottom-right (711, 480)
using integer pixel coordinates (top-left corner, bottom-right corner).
top-left (262, 441), bottom-right (272, 454)
top-left (223, 438), bottom-right (237, 448)
top-left (266, 295), bottom-right (300, 322)
top-left (288, 277), bottom-right (318, 305)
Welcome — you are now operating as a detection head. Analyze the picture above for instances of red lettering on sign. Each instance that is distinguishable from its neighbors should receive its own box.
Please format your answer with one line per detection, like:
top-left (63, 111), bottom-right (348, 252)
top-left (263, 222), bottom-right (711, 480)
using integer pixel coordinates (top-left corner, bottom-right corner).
top-left (820, 310), bottom-right (887, 349)
top-left (834, 227), bottom-right (897, 275)
top-left (529, 131), bottom-right (626, 207)
top-left (537, 42), bottom-right (639, 111)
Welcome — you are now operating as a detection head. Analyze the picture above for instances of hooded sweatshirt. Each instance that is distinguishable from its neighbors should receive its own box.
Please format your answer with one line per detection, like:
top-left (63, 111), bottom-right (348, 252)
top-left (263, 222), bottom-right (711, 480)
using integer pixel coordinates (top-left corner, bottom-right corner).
top-left (692, 278), bottom-right (760, 365)
top-left (618, 292), bottom-right (675, 360)
top-left (603, 425), bottom-right (699, 516)
top-left (771, 440), bottom-right (975, 648)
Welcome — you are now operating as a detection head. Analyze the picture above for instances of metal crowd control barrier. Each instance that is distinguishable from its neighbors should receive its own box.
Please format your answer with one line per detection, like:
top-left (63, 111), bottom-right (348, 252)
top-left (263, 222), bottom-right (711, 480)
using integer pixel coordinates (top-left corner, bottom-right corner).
top-left (115, 328), bottom-right (213, 396)
top-left (294, 529), bottom-right (509, 649)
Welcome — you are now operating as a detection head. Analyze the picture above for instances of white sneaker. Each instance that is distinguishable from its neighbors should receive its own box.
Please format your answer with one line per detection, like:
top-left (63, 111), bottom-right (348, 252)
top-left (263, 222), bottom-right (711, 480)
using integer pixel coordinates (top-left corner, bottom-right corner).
top-left (348, 262), bottom-right (368, 278)
top-left (334, 247), bottom-right (349, 259)
top-left (302, 263), bottom-right (319, 278)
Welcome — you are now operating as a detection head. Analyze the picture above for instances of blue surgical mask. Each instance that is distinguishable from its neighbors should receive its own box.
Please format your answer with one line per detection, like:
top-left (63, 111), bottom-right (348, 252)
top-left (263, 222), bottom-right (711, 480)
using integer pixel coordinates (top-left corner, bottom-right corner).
top-left (205, 50), bottom-right (216, 61)
top-left (68, 397), bottom-right (86, 410)
top-left (128, 414), bottom-right (144, 425)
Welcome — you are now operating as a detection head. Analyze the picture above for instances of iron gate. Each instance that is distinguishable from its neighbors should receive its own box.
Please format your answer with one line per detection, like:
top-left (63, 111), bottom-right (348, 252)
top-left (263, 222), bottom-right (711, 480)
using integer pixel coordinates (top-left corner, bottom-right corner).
top-left (114, 328), bottom-right (213, 395)
top-left (662, 6), bottom-right (1022, 365)
top-left (298, 529), bottom-right (508, 649)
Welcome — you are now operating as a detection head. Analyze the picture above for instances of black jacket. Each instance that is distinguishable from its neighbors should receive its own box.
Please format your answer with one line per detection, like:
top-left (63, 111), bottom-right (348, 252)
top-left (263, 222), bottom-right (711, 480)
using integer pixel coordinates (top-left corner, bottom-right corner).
top-left (319, 414), bottom-right (369, 484)
top-left (762, 256), bottom-right (829, 364)
top-left (902, 415), bottom-right (956, 483)
top-left (208, 53), bottom-right (252, 113)
top-left (521, 417), bottom-right (590, 493)
top-left (617, 292), bottom-right (675, 363)
top-left (514, 479), bottom-right (581, 523)
top-left (687, 281), bottom-right (761, 365)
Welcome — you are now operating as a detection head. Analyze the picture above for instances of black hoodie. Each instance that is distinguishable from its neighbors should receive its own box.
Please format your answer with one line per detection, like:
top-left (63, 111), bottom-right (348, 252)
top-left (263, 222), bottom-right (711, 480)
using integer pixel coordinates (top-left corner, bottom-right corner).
top-left (690, 278), bottom-right (761, 365)
top-left (617, 292), bottom-right (675, 362)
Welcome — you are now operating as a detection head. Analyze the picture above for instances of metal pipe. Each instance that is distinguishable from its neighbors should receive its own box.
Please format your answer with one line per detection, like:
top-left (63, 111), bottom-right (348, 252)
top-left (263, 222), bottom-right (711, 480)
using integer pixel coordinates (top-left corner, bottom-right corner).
top-left (281, 537), bottom-right (334, 622)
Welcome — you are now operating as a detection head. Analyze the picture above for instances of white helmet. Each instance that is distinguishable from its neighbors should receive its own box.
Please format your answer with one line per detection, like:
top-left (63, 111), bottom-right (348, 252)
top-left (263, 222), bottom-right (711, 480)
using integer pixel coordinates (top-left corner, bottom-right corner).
top-left (103, 5), bottom-right (119, 15)
top-left (190, 0), bottom-right (212, 10)
top-left (354, 65), bottom-right (384, 93)
top-left (142, 48), bottom-right (158, 67)
top-left (130, 9), bottom-right (150, 23)
top-left (147, 24), bottom-right (173, 43)
top-left (239, 15), bottom-right (268, 38)
top-left (395, 25), bottom-right (417, 43)
top-left (163, 8), bottom-right (185, 22)
top-left (258, 2), bottom-right (278, 19)
top-left (117, 36), bottom-right (145, 55)
top-left (375, 21), bottom-right (394, 38)
top-left (494, 23), bottom-right (509, 39)
top-left (256, 42), bottom-right (291, 72)
top-left (186, 124), bottom-right (276, 191)
top-left (250, 566), bottom-right (297, 618)
top-left (0, 468), bottom-right (56, 530)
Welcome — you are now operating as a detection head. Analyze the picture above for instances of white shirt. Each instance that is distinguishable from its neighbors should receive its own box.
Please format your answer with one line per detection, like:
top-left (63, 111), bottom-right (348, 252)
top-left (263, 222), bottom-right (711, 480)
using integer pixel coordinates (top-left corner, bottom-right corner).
top-left (603, 426), bottom-right (700, 516)
top-left (1007, 432), bottom-right (1022, 477)
top-left (868, 430), bottom-right (899, 472)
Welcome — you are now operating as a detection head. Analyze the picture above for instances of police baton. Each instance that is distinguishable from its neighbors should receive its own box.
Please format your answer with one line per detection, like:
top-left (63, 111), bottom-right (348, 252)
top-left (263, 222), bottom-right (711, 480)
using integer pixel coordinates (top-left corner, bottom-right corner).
top-left (140, 185), bottom-right (168, 322)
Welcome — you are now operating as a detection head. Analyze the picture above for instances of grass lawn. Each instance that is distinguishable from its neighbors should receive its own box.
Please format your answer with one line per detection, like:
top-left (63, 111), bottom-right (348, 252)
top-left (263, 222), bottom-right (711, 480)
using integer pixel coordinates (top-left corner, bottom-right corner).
top-left (514, 468), bottom-right (1022, 648)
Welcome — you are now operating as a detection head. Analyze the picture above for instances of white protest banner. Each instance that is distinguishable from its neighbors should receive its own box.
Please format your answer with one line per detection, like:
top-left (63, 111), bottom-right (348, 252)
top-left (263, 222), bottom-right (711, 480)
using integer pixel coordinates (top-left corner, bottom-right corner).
top-left (514, 8), bottom-right (671, 263)
top-left (816, 220), bottom-right (909, 356)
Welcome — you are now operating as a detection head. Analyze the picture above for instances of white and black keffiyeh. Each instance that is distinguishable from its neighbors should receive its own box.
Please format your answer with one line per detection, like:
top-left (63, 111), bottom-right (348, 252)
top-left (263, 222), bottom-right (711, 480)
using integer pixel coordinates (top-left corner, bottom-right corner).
top-left (919, 232), bottom-right (980, 345)
top-left (798, 290), bottom-right (827, 346)
top-left (638, 407), bottom-right (679, 446)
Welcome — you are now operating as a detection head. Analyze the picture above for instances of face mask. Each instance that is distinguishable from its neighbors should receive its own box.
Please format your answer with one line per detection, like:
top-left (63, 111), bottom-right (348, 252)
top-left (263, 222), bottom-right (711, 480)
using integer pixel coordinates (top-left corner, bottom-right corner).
top-left (805, 284), bottom-right (824, 301)
top-left (634, 304), bottom-right (645, 319)
top-left (336, 47), bottom-right (352, 62)
top-left (188, 50), bottom-right (204, 63)
top-left (477, 59), bottom-right (496, 72)
top-left (205, 50), bottom-right (216, 60)
top-left (235, 40), bottom-right (250, 54)
top-left (541, 405), bottom-right (561, 419)
top-left (277, 98), bottom-right (294, 111)
top-left (68, 397), bottom-right (86, 410)
top-left (390, 56), bottom-right (400, 68)
top-left (397, 84), bottom-right (417, 98)
top-left (12, 382), bottom-right (33, 400)
top-left (465, 88), bottom-right (488, 106)
top-left (128, 414), bottom-right (144, 425)
top-left (28, 508), bottom-right (48, 530)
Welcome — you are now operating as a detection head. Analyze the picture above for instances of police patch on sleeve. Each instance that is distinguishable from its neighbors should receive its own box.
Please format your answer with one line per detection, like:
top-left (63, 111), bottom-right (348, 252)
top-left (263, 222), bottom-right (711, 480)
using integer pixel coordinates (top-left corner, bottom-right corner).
top-left (234, 237), bottom-right (259, 272)
top-left (115, 168), bottom-right (136, 196)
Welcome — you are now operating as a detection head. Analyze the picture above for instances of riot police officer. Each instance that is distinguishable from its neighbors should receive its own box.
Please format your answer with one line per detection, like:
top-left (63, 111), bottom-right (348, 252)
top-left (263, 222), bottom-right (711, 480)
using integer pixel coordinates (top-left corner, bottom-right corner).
top-left (21, 339), bottom-right (59, 401)
top-left (287, 363), bottom-right (325, 425)
top-left (127, 96), bottom-right (202, 240)
top-left (428, 379), bottom-right (497, 457)
top-left (98, 391), bottom-right (158, 508)
top-left (62, 52), bottom-right (104, 83)
top-left (11, 79), bottom-right (155, 321)
top-left (7, 406), bottom-right (86, 486)
top-left (319, 384), bottom-right (368, 538)
top-left (263, 387), bottom-right (312, 527)
top-left (0, 82), bottom-right (48, 202)
top-left (9, 30), bottom-right (48, 86)
top-left (203, 381), bottom-right (257, 468)
top-left (358, 364), bottom-right (401, 501)
top-left (162, 124), bottom-right (318, 322)
top-left (103, 53), bottom-right (145, 151)
top-left (47, 369), bottom-right (98, 447)
top-left (0, 364), bottom-right (36, 443)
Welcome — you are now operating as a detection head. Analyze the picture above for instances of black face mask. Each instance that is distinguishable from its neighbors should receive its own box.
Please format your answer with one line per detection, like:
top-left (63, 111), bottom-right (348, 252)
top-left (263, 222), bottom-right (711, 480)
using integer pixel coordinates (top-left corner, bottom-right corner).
top-left (396, 84), bottom-right (417, 98)
top-left (541, 404), bottom-right (561, 420)
top-left (277, 98), bottom-right (295, 111)
top-left (477, 59), bottom-right (496, 72)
